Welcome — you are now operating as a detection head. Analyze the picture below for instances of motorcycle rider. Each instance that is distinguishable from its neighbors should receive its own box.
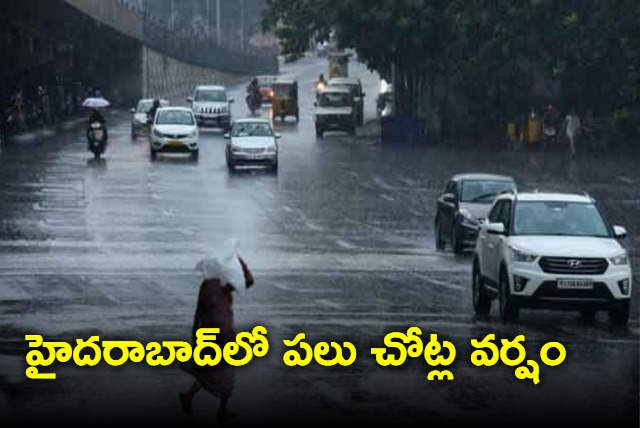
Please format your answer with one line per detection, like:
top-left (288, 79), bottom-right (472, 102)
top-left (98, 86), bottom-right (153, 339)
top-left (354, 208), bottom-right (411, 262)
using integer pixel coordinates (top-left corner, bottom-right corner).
top-left (315, 74), bottom-right (327, 99)
top-left (246, 78), bottom-right (262, 112)
top-left (146, 99), bottom-right (161, 124)
top-left (87, 108), bottom-right (108, 150)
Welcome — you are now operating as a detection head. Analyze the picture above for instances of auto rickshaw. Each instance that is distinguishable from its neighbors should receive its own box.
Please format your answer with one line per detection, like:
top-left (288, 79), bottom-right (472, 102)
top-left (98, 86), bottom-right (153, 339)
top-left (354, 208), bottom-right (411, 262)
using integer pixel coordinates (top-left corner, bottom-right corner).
top-left (271, 79), bottom-right (299, 122)
top-left (328, 51), bottom-right (351, 78)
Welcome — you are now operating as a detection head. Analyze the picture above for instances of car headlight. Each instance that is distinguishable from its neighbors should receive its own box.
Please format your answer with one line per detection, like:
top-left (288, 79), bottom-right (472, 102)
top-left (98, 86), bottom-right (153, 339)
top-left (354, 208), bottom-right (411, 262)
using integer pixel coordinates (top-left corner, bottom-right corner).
top-left (189, 130), bottom-right (198, 138)
top-left (510, 246), bottom-right (539, 263)
top-left (459, 209), bottom-right (479, 227)
top-left (610, 252), bottom-right (629, 266)
top-left (153, 128), bottom-right (164, 138)
top-left (231, 145), bottom-right (242, 153)
top-left (266, 145), bottom-right (277, 154)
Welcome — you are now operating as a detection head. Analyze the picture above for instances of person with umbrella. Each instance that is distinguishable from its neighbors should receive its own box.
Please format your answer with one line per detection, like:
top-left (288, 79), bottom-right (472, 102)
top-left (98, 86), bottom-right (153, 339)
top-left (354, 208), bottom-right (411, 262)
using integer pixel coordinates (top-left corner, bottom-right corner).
top-left (83, 96), bottom-right (110, 148)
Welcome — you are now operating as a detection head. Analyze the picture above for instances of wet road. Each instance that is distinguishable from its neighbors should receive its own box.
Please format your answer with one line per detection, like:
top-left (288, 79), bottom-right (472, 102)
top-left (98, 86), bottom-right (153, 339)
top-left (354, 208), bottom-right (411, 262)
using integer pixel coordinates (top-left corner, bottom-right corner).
top-left (0, 56), bottom-right (638, 427)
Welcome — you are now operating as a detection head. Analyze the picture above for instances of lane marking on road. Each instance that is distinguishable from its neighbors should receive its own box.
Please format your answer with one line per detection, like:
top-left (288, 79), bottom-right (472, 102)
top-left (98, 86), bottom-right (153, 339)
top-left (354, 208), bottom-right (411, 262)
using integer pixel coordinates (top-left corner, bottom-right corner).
top-left (412, 273), bottom-right (466, 291)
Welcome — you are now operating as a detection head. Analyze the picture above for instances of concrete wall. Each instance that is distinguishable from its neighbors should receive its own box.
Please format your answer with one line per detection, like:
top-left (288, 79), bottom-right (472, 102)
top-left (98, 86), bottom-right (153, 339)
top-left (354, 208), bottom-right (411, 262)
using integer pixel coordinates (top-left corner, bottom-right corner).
top-left (64, 0), bottom-right (143, 40)
top-left (143, 47), bottom-right (246, 105)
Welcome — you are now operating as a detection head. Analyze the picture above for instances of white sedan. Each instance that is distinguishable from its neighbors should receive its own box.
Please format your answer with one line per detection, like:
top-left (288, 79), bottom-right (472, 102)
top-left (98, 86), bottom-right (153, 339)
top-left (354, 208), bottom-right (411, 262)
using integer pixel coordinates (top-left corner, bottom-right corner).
top-left (224, 118), bottom-right (280, 172)
top-left (150, 107), bottom-right (199, 161)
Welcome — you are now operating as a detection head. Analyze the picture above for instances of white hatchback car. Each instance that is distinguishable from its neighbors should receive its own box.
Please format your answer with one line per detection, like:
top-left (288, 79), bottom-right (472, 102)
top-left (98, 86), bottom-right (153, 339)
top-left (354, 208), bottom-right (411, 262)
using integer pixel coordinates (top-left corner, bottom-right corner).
top-left (149, 107), bottom-right (199, 161)
top-left (224, 118), bottom-right (280, 172)
top-left (472, 192), bottom-right (631, 326)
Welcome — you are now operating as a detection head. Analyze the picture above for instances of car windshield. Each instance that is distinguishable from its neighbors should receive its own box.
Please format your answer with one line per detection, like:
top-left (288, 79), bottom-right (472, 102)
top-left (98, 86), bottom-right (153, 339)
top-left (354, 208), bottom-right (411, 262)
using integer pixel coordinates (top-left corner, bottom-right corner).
top-left (461, 180), bottom-right (516, 203)
top-left (513, 201), bottom-right (610, 237)
top-left (195, 89), bottom-right (226, 102)
top-left (155, 110), bottom-right (195, 126)
top-left (136, 101), bottom-right (153, 113)
top-left (258, 77), bottom-right (276, 87)
top-left (318, 92), bottom-right (351, 107)
top-left (331, 83), bottom-right (359, 96)
top-left (232, 122), bottom-right (273, 137)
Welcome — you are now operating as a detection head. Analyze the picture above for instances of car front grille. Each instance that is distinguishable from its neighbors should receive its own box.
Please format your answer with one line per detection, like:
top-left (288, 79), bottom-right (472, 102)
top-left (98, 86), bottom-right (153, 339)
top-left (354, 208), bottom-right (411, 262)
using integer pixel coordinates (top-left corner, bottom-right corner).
top-left (200, 107), bottom-right (224, 114)
top-left (244, 148), bottom-right (265, 154)
top-left (539, 257), bottom-right (609, 275)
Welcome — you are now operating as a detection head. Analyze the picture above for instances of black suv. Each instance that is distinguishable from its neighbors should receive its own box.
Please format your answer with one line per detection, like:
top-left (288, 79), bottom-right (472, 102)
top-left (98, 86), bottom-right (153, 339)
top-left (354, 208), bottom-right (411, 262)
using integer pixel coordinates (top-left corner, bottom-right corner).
top-left (435, 173), bottom-right (517, 254)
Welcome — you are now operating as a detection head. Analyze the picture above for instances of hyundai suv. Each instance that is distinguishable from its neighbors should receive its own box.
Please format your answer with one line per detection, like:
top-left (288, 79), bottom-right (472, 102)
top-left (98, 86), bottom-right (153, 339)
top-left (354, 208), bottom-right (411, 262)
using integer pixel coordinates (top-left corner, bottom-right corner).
top-left (472, 192), bottom-right (631, 326)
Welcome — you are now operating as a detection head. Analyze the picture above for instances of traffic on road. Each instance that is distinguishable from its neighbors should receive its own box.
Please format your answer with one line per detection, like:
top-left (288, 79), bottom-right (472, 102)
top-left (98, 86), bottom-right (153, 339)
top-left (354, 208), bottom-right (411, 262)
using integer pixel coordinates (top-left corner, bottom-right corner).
top-left (1, 53), bottom-right (638, 428)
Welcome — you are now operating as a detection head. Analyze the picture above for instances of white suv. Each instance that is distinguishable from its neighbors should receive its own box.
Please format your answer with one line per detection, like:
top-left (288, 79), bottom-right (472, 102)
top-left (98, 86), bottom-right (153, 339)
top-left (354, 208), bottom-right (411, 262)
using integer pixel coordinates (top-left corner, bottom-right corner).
top-left (187, 85), bottom-right (234, 131)
top-left (472, 192), bottom-right (632, 326)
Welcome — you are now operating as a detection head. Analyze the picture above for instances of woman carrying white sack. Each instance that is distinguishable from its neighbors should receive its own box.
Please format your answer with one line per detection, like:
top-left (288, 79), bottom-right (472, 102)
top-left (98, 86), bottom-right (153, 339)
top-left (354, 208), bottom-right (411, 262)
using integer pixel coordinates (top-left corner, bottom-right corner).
top-left (179, 239), bottom-right (255, 422)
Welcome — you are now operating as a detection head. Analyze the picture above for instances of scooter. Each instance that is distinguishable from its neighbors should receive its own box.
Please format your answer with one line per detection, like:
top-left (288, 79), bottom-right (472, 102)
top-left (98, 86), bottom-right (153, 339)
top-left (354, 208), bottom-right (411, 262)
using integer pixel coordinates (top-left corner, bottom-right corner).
top-left (87, 121), bottom-right (107, 159)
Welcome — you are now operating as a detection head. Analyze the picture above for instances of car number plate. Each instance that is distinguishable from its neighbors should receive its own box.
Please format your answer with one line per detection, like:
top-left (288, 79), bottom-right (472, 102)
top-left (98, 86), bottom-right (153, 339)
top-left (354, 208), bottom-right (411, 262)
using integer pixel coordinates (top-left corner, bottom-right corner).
top-left (557, 279), bottom-right (594, 290)
top-left (168, 140), bottom-right (182, 146)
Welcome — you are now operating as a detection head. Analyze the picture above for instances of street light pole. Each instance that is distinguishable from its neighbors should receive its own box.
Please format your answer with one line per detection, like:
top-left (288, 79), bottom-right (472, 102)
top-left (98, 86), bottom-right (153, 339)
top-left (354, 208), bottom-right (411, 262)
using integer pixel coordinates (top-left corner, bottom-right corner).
top-left (216, 0), bottom-right (221, 45)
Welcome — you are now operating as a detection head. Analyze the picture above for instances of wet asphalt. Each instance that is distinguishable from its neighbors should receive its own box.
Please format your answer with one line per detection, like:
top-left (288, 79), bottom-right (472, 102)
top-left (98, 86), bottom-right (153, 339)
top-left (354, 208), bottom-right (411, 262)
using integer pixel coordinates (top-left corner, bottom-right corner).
top-left (0, 56), bottom-right (638, 427)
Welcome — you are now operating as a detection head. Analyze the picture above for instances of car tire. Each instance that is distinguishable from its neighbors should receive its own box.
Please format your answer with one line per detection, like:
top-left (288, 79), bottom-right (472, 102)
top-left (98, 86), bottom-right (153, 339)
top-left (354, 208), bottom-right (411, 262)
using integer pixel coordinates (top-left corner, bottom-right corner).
top-left (131, 128), bottom-right (136, 140)
top-left (227, 156), bottom-right (236, 172)
top-left (472, 260), bottom-right (491, 316)
top-left (609, 301), bottom-right (630, 328)
top-left (150, 149), bottom-right (157, 161)
top-left (435, 219), bottom-right (445, 251)
top-left (499, 267), bottom-right (519, 322)
top-left (191, 150), bottom-right (199, 161)
top-left (451, 224), bottom-right (464, 255)
top-left (271, 161), bottom-right (279, 173)
top-left (316, 127), bottom-right (323, 138)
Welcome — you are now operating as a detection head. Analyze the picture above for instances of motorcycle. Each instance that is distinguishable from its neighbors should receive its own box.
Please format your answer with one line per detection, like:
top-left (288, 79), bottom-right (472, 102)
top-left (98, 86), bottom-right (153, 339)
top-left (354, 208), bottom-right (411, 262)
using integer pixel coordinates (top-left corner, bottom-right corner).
top-left (87, 121), bottom-right (107, 159)
top-left (246, 91), bottom-right (262, 115)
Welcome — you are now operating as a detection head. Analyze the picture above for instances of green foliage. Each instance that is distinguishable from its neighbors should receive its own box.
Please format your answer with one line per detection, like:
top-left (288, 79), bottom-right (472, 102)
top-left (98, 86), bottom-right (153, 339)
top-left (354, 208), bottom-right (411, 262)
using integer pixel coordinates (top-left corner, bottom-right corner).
top-left (263, 0), bottom-right (640, 134)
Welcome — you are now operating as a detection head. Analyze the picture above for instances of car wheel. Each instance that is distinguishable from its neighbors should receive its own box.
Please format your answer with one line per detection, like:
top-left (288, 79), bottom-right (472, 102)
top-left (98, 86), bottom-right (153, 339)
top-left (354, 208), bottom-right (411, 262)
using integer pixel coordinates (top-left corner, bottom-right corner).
top-left (316, 127), bottom-right (323, 138)
top-left (150, 149), bottom-right (157, 161)
top-left (227, 156), bottom-right (235, 172)
top-left (499, 266), bottom-right (519, 322)
top-left (472, 260), bottom-right (491, 316)
top-left (131, 128), bottom-right (136, 140)
top-left (609, 301), bottom-right (630, 328)
top-left (451, 224), bottom-right (464, 255)
top-left (435, 219), bottom-right (445, 251)
top-left (191, 150), bottom-right (199, 161)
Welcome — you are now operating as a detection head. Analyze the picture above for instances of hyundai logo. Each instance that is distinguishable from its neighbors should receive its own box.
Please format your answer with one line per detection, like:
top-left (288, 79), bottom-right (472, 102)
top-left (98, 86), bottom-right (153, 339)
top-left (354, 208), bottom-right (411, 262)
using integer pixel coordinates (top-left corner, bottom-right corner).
top-left (567, 260), bottom-right (582, 269)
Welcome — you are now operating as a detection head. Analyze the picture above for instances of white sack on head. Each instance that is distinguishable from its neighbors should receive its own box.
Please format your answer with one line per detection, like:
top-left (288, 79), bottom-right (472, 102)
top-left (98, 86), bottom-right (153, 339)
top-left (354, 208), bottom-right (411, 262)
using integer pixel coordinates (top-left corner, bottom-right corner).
top-left (195, 239), bottom-right (246, 295)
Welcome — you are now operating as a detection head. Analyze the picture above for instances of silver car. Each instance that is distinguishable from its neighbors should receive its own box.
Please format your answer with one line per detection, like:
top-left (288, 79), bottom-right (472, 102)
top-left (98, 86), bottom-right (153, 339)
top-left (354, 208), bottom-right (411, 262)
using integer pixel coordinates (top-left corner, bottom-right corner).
top-left (224, 118), bottom-right (280, 172)
top-left (131, 98), bottom-right (168, 139)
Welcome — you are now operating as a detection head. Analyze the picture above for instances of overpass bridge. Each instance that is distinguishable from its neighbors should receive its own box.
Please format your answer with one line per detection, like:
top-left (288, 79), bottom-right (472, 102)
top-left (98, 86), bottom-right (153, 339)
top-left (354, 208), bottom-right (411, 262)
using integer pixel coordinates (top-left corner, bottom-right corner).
top-left (1, 0), bottom-right (278, 116)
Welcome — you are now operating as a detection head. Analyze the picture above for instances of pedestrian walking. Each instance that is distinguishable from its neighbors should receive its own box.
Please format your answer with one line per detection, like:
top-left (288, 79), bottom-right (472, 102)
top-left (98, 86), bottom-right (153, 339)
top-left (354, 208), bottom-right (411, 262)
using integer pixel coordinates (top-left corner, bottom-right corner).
top-left (179, 240), bottom-right (255, 422)
top-left (542, 104), bottom-right (560, 150)
top-left (564, 107), bottom-right (581, 157)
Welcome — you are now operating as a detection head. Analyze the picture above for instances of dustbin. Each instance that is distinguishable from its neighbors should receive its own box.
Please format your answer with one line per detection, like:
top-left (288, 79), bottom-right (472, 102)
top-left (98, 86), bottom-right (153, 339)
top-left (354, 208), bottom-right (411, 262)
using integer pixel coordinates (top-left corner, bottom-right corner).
top-left (381, 116), bottom-right (426, 145)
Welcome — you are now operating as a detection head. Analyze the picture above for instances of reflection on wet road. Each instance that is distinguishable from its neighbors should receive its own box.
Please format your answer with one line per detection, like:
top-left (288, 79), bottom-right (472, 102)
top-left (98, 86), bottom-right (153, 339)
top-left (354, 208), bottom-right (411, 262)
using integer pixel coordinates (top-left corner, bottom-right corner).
top-left (0, 56), bottom-right (638, 426)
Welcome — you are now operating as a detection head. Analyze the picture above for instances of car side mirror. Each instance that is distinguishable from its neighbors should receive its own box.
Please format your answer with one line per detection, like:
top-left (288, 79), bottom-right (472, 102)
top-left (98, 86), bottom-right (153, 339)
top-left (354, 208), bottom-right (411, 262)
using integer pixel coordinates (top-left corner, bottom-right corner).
top-left (442, 193), bottom-right (457, 205)
top-left (223, 133), bottom-right (231, 140)
top-left (314, 102), bottom-right (318, 107)
top-left (187, 97), bottom-right (193, 103)
top-left (613, 225), bottom-right (627, 238)
top-left (275, 134), bottom-right (282, 140)
top-left (362, 92), bottom-right (366, 97)
top-left (130, 108), bottom-right (136, 114)
top-left (486, 223), bottom-right (506, 235)
top-left (229, 98), bottom-right (235, 104)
